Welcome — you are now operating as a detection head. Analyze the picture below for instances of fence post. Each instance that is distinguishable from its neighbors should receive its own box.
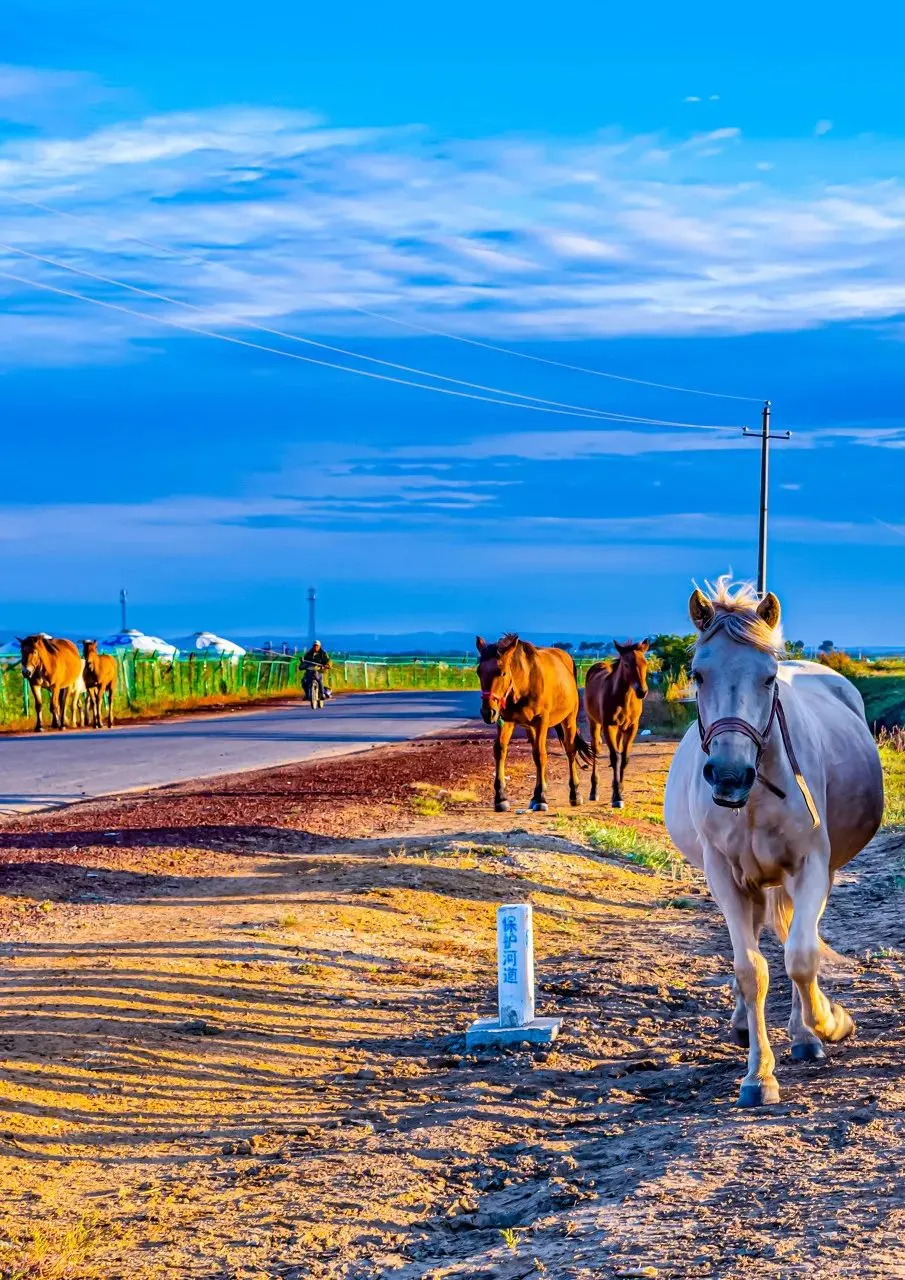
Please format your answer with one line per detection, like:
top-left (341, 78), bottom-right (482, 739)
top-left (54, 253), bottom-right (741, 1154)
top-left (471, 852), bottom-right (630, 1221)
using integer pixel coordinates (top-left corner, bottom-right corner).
top-left (465, 904), bottom-right (562, 1048)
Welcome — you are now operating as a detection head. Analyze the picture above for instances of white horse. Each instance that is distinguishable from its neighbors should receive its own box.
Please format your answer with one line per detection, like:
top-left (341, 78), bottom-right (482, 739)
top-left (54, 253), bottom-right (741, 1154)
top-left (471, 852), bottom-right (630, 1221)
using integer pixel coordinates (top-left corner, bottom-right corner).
top-left (665, 579), bottom-right (883, 1106)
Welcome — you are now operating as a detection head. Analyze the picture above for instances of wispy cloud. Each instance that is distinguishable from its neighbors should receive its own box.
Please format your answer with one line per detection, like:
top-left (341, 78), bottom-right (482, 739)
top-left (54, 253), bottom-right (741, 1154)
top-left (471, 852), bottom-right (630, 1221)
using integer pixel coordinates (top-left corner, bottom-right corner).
top-left (815, 119), bottom-right (834, 137)
top-left (394, 423), bottom-right (905, 461)
top-left (0, 86), bottom-right (905, 362)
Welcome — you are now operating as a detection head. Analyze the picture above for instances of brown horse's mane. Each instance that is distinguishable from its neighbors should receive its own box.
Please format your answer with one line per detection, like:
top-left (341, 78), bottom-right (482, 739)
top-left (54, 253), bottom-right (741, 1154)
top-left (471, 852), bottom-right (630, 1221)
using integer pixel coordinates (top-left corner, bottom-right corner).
top-left (482, 633), bottom-right (539, 660)
top-left (22, 634), bottom-right (74, 658)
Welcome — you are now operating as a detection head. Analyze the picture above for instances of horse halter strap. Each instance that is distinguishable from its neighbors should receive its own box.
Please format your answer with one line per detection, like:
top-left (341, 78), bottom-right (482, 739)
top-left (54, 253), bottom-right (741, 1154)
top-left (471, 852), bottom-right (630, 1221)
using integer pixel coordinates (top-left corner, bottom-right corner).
top-left (698, 685), bottom-right (820, 828)
top-left (481, 683), bottom-right (512, 709)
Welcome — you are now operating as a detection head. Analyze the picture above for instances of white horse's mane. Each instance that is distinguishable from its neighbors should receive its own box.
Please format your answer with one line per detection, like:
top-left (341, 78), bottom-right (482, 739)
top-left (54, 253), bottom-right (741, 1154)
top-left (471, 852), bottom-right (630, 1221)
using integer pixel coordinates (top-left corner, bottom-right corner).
top-left (694, 575), bottom-right (785, 659)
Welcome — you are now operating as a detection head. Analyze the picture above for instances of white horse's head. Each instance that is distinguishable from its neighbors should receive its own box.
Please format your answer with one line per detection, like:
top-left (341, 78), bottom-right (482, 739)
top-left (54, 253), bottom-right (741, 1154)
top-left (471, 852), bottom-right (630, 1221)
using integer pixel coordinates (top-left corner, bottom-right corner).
top-left (689, 578), bottom-right (784, 809)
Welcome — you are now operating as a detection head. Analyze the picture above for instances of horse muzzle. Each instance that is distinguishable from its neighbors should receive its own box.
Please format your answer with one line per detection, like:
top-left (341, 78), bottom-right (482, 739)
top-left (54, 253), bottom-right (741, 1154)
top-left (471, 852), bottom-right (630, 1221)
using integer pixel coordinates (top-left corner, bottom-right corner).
top-left (703, 759), bottom-right (757, 809)
top-left (481, 705), bottom-right (501, 726)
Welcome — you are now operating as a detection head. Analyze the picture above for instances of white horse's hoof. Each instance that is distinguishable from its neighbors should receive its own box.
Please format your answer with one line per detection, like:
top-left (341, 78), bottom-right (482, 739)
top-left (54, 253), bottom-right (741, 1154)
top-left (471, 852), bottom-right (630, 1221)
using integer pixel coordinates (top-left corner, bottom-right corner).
top-left (791, 1041), bottom-right (827, 1063)
top-left (530, 801), bottom-right (548, 812)
top-left (738, 1080), bottom-right (780, 1107)
top-left (495, 800), bottom-right (510, 813)
top-left (612, 799), bottom-right (624, 810)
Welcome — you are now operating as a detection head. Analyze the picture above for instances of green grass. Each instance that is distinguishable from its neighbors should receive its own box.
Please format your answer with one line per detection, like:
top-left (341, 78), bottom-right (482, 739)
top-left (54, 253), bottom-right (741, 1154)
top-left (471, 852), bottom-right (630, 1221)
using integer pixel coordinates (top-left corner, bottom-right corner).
top-left (557, 815), bottom-right (683, 876)
top-left (853, 673), bottom-right (905, 732)
top-left (411, 793), bottom-right (447, 817)
top-left (880, 745), bottom-right (905, 828)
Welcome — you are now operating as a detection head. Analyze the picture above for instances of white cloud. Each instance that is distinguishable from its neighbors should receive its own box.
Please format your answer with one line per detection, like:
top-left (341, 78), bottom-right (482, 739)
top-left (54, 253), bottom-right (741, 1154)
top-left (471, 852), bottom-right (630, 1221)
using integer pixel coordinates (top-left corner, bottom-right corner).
top-left (1, 92), bottom-right (905, 361)
top-left (815, 120), bottom-right (834, 136)
top-left (684, 96), bottom-right (702, 103)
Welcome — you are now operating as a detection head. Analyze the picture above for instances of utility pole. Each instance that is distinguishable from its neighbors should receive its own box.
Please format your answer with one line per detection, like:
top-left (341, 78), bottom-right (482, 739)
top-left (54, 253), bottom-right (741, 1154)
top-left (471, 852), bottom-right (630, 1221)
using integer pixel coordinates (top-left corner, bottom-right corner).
top-left (743, 401), bottom-right (790, 596)
top-left (307, 586), bottom-right (317, 646)
top-left (119, 588), bottom-right (128, 632)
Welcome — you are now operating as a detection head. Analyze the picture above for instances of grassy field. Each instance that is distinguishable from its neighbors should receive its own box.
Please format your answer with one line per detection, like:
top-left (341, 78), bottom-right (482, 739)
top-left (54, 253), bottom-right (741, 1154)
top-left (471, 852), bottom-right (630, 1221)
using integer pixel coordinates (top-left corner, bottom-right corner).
top-left (854, 673), bottom-right (905, 731)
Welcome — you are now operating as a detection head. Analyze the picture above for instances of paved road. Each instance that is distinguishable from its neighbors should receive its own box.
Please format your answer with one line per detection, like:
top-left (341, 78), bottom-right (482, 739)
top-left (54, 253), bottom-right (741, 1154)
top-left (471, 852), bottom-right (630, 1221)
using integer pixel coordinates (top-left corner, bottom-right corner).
top-left (0, 691), bottom-right (476, 816)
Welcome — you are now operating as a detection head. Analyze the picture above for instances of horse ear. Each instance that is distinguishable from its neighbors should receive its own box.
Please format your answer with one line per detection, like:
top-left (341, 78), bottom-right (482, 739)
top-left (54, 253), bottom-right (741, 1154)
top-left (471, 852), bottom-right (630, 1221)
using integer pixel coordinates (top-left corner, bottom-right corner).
top-left (475, 635), bottom-right (486, 655)
top-left (689, 589), bottom-right (715, 632)
top-left (756, 592), bottom-right (781, 630)
top-left (639, 639), bottom-right (650, 653)
top-left (498, 633), bottom-right (518, 654)
top-left (15, 637), bottom-right (24, 646)
top-left (613, 640), bottom-right (625, 654)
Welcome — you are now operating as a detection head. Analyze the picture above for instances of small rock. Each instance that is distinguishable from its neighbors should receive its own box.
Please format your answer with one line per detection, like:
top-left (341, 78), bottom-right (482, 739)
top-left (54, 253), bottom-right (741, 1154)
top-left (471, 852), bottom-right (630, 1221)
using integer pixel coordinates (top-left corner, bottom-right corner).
top-left (179, 1019), bottom-right (222, 1036)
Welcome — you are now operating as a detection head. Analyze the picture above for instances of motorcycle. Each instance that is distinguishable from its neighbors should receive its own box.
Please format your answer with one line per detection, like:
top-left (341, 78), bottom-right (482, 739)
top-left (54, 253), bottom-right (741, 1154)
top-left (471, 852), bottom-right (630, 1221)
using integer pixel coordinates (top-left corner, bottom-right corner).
top-left (302, 661), bottom-right (330, 710)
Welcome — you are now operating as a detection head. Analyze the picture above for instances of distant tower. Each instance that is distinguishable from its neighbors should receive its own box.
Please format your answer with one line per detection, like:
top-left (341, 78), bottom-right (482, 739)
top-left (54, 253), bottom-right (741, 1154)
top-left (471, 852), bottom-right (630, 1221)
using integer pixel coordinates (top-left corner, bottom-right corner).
top-left (307, 586), bottom-right (317, 646)
top-left (119, 588), bottom-right (128, 632)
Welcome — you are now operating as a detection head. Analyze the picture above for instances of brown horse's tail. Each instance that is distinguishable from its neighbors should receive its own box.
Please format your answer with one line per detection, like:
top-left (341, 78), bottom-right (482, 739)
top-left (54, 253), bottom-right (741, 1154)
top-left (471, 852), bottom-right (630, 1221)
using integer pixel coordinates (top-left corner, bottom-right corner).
top-left (573, 729), bottom-right (596, 764)
top-left (765, 886), bottom-right (847, 969)
top-left (554, 722), bottom-right (596, 765)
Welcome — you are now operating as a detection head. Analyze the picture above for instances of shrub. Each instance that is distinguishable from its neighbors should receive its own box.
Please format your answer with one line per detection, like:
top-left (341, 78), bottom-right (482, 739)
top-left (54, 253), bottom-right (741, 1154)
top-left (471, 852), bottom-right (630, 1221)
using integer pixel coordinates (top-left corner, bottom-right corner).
top-left (817, 650), bottom-right (866, 679)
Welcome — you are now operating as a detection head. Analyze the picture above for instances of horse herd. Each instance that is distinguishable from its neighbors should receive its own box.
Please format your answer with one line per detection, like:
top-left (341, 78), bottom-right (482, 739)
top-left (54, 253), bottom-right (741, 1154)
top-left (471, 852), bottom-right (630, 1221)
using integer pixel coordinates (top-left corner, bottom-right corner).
top-left (17, 634), bottom-right (117, 732)
top-left (477, 580), bottom-right (885, 1107)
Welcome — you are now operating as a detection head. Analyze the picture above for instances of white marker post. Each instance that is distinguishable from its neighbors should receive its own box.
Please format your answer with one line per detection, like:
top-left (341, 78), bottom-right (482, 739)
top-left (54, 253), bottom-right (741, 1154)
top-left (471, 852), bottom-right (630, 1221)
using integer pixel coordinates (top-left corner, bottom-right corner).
top-left (466, 903), bottom-right (562, 1048)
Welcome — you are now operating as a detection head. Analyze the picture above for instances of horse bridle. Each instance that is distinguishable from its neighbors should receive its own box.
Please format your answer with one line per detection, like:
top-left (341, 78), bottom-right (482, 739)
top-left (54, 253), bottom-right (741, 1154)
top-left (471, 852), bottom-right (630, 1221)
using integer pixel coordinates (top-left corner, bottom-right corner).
top-left (697, 684), bottom-right (820, 827)
top-left (481, 683), bottom-right (512, 712)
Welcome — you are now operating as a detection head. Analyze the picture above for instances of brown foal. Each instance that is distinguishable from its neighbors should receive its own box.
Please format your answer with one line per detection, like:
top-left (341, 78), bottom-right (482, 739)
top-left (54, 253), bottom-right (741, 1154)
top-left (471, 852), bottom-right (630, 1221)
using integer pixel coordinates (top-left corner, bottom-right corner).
top-left (584, 640), bottom-right (649, 808)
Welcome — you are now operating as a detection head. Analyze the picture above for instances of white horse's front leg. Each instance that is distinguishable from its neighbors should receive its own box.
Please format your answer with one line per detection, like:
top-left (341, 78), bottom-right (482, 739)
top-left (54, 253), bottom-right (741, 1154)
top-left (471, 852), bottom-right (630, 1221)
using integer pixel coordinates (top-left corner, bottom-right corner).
top-left (704, 847), bottom-right (778, 1106)
top-left (785, 850), bottom-right (853, 1059)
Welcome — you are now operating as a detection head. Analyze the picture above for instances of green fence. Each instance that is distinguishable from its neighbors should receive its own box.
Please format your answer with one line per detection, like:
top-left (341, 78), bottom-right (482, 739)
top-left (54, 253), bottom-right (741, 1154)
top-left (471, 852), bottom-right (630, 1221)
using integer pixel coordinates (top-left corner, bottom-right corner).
top-left (0, 652), bottom-right (308, 726)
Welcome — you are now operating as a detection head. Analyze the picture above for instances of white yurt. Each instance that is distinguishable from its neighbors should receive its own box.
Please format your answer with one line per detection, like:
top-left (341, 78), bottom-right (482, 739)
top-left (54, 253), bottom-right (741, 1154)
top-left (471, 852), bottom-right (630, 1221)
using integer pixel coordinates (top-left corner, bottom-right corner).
top-left (100, 629), bottom-right (179, 660)
top-left (176, 631), bottom-right (246, 660)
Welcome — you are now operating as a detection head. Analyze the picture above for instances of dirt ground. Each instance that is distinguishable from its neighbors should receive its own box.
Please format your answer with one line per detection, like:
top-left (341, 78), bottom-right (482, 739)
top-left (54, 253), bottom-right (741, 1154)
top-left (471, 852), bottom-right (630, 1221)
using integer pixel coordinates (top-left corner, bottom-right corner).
top-left (1, 726), bottom-right (904, 1280)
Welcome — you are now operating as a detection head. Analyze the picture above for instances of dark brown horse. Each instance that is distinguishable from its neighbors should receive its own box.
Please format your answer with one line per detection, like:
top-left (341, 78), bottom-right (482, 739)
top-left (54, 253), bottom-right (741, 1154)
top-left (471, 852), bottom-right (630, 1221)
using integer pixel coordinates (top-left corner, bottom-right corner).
top-left (18, 635), bottom-right (84, 732)
top-left (82, 641), bottom-right (118, 729)
top-left (585, 640), bottom-right (650, 808)
top-left (476, 633), bottom-right (594, 811)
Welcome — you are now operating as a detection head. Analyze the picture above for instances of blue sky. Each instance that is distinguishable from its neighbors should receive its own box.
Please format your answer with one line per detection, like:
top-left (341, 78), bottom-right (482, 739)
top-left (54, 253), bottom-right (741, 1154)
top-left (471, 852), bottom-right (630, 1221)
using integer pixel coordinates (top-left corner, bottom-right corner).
top-left (2, 1), bottom-right (905, 643)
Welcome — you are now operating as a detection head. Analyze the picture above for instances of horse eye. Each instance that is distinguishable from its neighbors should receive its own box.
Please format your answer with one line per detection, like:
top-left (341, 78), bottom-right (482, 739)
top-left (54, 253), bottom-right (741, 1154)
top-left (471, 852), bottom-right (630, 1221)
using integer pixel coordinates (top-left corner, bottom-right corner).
top-left (692, 671), bottom-right (703, 686)
top-left (765, 675), bottom-right (776, 687)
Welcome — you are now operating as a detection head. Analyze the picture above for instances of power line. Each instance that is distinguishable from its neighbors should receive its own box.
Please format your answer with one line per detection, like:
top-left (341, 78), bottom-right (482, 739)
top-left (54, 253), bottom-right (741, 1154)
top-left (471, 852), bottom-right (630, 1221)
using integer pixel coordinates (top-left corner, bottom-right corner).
top-left (341, 306), bottom-right (765, 404)
top-left (0, 265), bottom-right (740, 424)
top-left (4, 189), bottom-right (763, 405)
top-left (0, 241), bottom-right (744, 430)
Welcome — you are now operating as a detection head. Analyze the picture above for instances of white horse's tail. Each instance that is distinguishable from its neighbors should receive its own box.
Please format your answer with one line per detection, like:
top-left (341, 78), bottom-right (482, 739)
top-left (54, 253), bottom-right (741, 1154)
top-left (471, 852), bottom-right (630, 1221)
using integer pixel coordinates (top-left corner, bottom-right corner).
top-left (765, 886), bottom-right (793, 943)
top-left (765, 885), bottom-right (847, 968)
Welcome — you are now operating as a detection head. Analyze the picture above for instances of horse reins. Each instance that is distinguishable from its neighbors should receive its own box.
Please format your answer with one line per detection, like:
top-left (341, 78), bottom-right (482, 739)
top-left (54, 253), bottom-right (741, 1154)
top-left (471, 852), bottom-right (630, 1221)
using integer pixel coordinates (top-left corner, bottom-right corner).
top-left (697, 685), bottom-right (820, 828)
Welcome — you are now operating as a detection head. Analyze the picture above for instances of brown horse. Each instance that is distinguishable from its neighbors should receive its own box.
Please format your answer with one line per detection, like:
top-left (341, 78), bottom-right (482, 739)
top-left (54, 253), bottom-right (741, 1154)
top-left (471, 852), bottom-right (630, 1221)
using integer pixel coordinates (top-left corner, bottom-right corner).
top-left (18, 635), bottom-right (84, 732)
top-left (476, 633), bottom-right (594, 812)
top-left (82, 641), bottom-right (117, 729)
top-left (585, 640), bottom-right (650, 808)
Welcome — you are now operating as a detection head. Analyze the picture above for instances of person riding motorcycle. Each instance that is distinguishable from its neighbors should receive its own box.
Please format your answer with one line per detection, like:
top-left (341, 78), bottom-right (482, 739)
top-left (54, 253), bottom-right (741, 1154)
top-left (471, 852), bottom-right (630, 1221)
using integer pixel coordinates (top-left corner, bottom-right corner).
top-left (302, 641), bottom-right (331, 702)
